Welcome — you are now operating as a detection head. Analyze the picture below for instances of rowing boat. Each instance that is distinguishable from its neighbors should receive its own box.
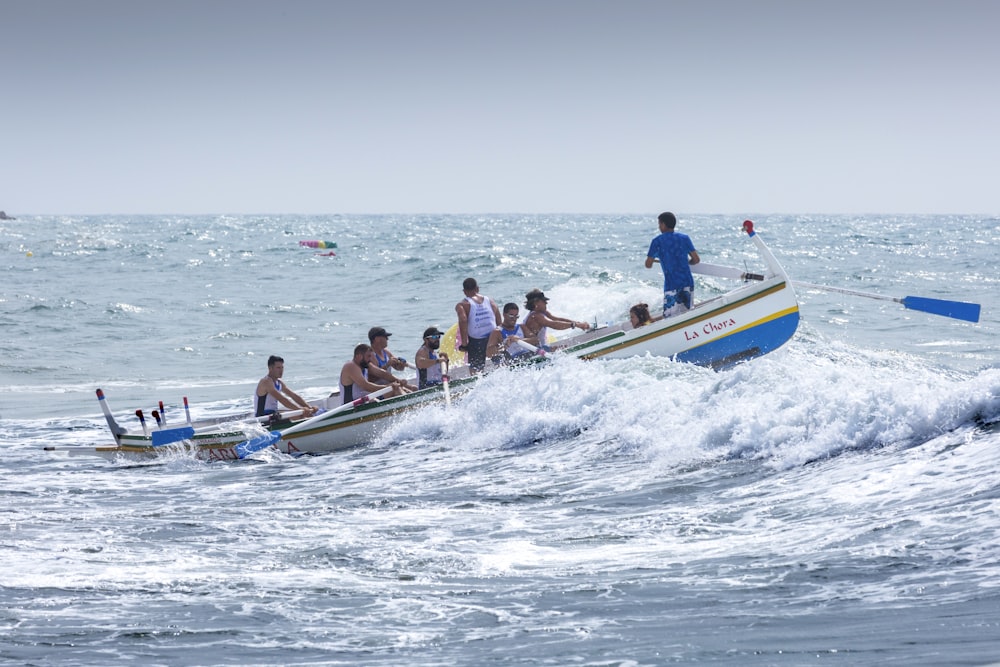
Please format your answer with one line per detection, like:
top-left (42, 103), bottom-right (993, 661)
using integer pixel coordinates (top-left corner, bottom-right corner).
top-left (45, 220), bottom-right (978, 462)
top-left (559, 220), bottom-right (799, 368)
top-left (47, 381), bottom-right (475, 462)
top-left (43, 221), bottom-right (800, 462)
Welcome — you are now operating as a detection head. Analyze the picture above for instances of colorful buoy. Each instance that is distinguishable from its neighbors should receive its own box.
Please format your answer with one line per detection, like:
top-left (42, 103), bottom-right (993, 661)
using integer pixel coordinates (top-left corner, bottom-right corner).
top-left (299, 240), bottom-right (337, 249)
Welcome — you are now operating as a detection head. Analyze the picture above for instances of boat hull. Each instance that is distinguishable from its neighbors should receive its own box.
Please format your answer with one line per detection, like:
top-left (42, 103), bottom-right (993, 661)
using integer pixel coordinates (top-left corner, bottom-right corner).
top-left (50, 224), bottom-right (800, 462)
top-left (51, 380), bottom-right (471, 462)
top-left (563, 278), bottom-right (799, 370)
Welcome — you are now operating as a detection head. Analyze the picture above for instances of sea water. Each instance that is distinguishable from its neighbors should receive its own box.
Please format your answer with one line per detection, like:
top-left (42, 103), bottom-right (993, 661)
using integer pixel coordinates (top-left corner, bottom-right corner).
top-left (1, 213), bottom-right (998, 665)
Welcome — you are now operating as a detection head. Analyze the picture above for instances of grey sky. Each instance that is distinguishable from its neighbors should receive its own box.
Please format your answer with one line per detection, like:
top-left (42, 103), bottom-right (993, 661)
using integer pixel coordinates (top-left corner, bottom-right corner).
top-left (2, 0), bottom-right (997, 215)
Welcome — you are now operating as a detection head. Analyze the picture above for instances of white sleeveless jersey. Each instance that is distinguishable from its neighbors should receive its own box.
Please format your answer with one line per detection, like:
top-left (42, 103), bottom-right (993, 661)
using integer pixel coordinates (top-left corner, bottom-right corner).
top-left (467, 295), bottom-right (496, 339)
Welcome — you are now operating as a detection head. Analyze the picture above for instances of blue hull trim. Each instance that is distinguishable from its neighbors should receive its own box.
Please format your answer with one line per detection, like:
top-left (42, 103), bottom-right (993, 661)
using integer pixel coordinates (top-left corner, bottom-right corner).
top-left (676, 311), bottom-right (800, 370)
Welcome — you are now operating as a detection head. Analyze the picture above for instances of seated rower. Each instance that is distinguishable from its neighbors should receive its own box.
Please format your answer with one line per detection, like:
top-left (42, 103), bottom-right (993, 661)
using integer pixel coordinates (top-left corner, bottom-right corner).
top-left (254, 355), bottom-right (318, 418)
top-left (629, 302), bottom-right (654, 328)
top-left (368, 326), bottom-right (416, 391)
top-left (486, 302), bottom-right (534, 365)
top-left (521, 289), bottom-right (590, 351)
top-left (414, 327), bottom-right (450, 389)
top-left (336, 344), bottom-right (405, 405)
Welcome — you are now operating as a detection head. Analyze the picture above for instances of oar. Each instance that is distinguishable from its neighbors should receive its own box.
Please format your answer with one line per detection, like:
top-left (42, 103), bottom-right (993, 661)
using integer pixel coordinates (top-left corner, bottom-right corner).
top-left (234, 386), bottom-right (394, 459)
top-left (691, 262), bottom-right (763, 281)
top-left (404, 360), bottom-right (447, 401)
top-left (442, 359), bottom-right (451, 407)
top-left (514, 339), bottom-right (545, 355)
top-left (151, 406), bottom-right (311, 447)
top-left (152, 403), bottom-right (319, 447)
top-left (253, 408), bottom-right (308, 423)
top-left (693, 262), bottom-right (981, 323)
top-left (792, 281), bottom-right (981, 323)
top-left (152, 425), bottom-right (196, 446)
top-left (151, 398), bottom-right (193, 446)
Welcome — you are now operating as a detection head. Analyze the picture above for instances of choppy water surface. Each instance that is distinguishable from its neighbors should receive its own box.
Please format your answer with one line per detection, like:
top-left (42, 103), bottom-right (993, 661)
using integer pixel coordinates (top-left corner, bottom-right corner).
top-left (2, 213), bottom-right (998, 665)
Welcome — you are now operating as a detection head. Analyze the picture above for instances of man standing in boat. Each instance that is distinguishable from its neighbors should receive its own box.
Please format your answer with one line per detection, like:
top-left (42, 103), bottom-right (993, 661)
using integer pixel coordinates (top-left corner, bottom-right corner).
top-left (254, 355), bottom-right (318, 417)
top-left (645, 211), bottom-right (700, 317)
top-left (455, 277), bottom-right (501, 373)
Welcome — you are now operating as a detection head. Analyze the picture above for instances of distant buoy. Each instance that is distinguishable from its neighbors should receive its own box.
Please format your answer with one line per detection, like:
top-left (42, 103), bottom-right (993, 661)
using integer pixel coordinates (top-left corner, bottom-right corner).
top-left (25, 251), bottom-right (33, 257)
top-left (299, 240), bottom-right (337, 249)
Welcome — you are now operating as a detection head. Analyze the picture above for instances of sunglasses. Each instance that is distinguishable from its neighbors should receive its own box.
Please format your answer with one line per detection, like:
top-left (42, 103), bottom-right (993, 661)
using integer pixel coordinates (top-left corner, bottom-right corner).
top-left (426, 335), bottom-right (441, 340)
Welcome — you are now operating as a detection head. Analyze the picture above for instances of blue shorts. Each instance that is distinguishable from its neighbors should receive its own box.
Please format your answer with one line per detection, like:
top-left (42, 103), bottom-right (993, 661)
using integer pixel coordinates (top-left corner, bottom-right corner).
top-left (662, 287), bottom-right (693, 317)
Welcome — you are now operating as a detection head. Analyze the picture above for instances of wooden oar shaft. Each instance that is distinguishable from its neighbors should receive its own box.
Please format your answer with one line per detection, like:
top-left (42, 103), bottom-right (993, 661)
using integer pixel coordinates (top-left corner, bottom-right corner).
top-left (691, 261), bottom-right (980, 323)
top-left (254, 408), bottom-right (306, 423)
top-left (793, 280), bottom-right (902, 304)
top-left (442, 359), bottom-right (451, 407)
top-left (280, 385), bottom-right (394, 438)
top-left (512, 340), bottom-right (547, 356)
top-left (692, 262), bottom-right (765, 282)
top-left (793, 281), bottom-right (980, 322)
top-left (235, 386), bottom-right (396, 459)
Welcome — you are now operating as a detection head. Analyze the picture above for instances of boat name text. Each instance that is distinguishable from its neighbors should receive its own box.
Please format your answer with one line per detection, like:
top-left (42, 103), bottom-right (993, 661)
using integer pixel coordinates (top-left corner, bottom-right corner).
top-left (684, 317), bottom-right (738, 341)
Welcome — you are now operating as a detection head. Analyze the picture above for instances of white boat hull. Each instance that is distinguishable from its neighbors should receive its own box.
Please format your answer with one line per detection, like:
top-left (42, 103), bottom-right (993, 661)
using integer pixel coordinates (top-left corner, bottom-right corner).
top-left (563, 277), bottom-right (799, 369)
top-left (48, 223), bottom-right (800, 462)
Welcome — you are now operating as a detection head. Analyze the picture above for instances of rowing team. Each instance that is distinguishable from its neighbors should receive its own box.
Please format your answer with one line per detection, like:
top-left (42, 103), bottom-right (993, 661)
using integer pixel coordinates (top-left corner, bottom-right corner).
top-left (254, 277), bottom-right (597, 416)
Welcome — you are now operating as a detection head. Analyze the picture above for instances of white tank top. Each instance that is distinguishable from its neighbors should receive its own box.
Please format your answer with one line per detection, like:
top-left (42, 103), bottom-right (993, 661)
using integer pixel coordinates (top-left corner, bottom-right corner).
top-left (466, 295), bottom-right (496, 339)
top-left (418, 346), bottom-right (442, 388)
top-left (254, 379), bottom-right (281, 415)
top-left (338, 368), bottom-right (368, 404)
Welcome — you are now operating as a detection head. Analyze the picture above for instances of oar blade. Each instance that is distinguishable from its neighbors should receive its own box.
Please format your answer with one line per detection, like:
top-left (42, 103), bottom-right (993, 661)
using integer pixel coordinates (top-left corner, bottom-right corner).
top-left (151, 426), bottom-right (195, 446)
top-left (901, 296), bottom-right (981, 323)
top-left (235, 432), bottom-right (282, 459)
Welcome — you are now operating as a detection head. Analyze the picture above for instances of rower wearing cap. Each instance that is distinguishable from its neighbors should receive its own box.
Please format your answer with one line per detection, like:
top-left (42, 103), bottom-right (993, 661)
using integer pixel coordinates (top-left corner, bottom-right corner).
top-left (522, 288), bottom-right (590, 351)
top-left (367, 326), bottom-right (416, 392)
top-left (369, 326), bottom-right (410, 372)
top-left (415, 326), bottom-right (450, 389)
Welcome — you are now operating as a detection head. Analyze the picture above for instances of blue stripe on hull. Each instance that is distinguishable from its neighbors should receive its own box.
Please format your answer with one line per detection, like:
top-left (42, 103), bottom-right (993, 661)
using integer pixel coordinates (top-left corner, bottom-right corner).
top-left (675, 311), bottom-right (800, 370)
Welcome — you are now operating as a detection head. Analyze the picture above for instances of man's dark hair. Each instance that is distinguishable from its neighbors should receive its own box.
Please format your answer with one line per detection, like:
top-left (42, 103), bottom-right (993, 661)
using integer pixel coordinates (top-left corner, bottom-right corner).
top-left (267, 355), bottom-right (284, 367)
top-left (657, 211), bottom-right (677, 229)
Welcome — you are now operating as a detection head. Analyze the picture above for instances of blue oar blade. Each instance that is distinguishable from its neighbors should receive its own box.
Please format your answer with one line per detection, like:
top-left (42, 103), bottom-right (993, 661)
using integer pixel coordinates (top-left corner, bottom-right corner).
top-left (235, 432), bottom-right (282, 459)
top-left (902, 296), bottom-right (981, 323)
top-left (151, 426), bottom-right (195, 446)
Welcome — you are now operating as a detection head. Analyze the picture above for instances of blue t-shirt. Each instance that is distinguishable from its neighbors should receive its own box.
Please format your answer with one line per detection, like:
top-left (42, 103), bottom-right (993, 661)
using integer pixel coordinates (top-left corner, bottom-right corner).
top-left (647, 232), bottom-right (696, 291)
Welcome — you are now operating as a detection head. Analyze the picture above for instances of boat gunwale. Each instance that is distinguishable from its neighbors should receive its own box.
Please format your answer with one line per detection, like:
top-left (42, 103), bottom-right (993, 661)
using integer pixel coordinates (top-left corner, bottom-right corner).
top-left (561, 278), bottom-right (796, 359)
